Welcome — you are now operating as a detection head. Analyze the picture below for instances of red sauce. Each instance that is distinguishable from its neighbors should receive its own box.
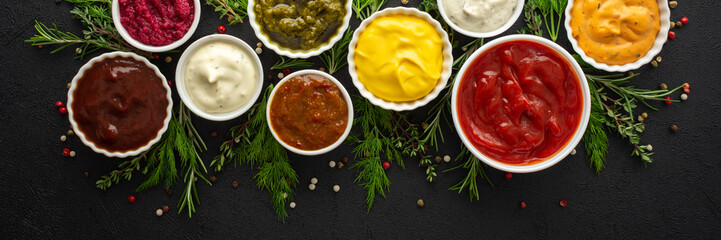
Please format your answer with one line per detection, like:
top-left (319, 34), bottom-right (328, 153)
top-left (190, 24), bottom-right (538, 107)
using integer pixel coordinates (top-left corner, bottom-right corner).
top-left (71, 56), bottom-right (169, 152)
top-left (457, 40), bottom-right (583, 165)
top-left (270, 74), bottom-right (349, 151)
top-left (119, 0), bottom-right (194, 46)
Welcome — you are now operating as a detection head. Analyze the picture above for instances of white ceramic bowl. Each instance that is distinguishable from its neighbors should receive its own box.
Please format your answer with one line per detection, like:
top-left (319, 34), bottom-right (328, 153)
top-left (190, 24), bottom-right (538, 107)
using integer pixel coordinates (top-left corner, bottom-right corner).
top-left (437, 0), bottom-right (524, 38)
top-left (175, 34), bottom-right (264, 121)
top-left (67, 51), bottom-right (173, 158)
top-left (247, 0), bottom-right (352, 58)
top-left (266, 70), bottom-right (354, 156)
top-left (451, 35), bottom-right (591, 173)
top-left (112, 0), bottom-right (201, 52)
top-left (564, 0), bottom-right (670, 72)
top-left (347, 7), bottom-right (453, 111)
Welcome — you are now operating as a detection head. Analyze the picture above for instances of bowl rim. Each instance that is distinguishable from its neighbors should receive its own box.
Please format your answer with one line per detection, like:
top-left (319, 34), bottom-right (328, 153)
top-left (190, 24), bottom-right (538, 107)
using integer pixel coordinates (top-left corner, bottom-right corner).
top-left (175, 34), bottom-right (265, 121)
top-left (266, 70), bottom-right (354, 156)
top-left (450, 34), bottom-right (591, 173)
top-left (436, 0), bottom-right (524, 38)
top-left (564, 0), bottom-right (670, 72)
top-left (347, 7), bottom-right (453, 111)
top-left (247, 0), bottom-right (353, 59)
top-left (112, 0), bottom-right (201, 53)
top-left (67, 51), bottom-right (173, 158)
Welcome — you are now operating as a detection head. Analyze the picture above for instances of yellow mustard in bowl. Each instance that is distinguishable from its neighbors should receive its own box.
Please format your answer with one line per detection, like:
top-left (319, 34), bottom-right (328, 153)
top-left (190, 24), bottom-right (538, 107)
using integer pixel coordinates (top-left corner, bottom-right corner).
top-left (570, 0), bottom-right (660, 65)
top-left (353, 15), bottom-right (443, 102)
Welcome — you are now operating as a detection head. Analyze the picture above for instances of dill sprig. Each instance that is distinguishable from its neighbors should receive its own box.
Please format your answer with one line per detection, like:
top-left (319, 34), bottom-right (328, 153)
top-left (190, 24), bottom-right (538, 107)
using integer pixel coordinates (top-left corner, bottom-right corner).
top-left (352, 0), bottom-right (388, 20)
top-left (534, 0), bottom-right (567, 41)
top-left (271, 56), bottom-right (314, 70)
top-left (211, 85), bottom-right (299, 221)
top-left (518, 0), bottom-right (544, 36)
top-left (320, 29), bottom-right (353, 75)
top-left (347, 96), bottom-right (428, 210)
top-left (206, 0), bottom-right (248, 25)
top-left (445, 147), bottom-right (493, 201)
top-left (25, 0), bottom-right (149, 59)
top-left (583, 90), bottom-right (608, 173)
top-left (575, 55), bottom-right (684, 166)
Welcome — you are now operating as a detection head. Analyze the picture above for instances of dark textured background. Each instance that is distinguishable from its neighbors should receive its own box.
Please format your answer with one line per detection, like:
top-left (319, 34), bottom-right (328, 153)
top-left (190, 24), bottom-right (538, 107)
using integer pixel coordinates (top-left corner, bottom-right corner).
top-left (2, 0), bottom-right (720, 239)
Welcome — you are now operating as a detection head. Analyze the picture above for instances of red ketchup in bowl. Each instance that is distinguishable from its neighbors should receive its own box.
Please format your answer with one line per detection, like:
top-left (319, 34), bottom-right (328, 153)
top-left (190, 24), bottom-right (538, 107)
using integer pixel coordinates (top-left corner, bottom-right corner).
top-left (119, 0), bottom-right (194, 46)
top-left (456, 40), bottom-right (583, 165)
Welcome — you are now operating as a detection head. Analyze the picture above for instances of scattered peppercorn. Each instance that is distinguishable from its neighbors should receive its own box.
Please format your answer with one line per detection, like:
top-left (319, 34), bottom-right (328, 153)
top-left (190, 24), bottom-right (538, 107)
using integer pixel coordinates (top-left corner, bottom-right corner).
top-left (166, 187), bottom-right (173, 195)
top-left (337, 162), bottom-right (344, 169)
top-left (209, 175), bottom-right (217, 183)
top-left (255, 48), bottom-right (262, 54)
top-left (232, 180), bottom-right (239, 188)
top-left (655, 56), bottom-right (662, 63)
top-left (681, 17), bottom-right (688, 25)
top-left (167, 80), bottom-right (173, 88)
top-left (76, 48), bottom-right (82, 54)
top-left (342, 156), bottom-right (349, 163)
top-left (505, 172), bottom-right (512, 180)
top-left (637, 115), bottom-right (645, 122)
top-left (333, 185), bottom-right (340, 192)
top-left (59, 107), bottom-right (68, 114)
top-left (650, 60), bottom-right (659, 68)
top-left (218, 25), bottom-right (226, 33)
top-left (382, 161), bottom-right (390, 170)
top-left (443, 155), bottom-right (451, 162)
top-left (641, 112), bottom-right (648, 118)
top-left (155, 209), bottom-right (163, 216)
top-left (319, 67), bottom-right (325, 72)
top-left (640, 126), bottom-right (645, 132)
top-left (311, 178), bottom-right (318, 184)
top-left (329, 161), bottom-right (336, 168)
top-left (153, 54), bottom-right (159, 59)
top-left (62, 148), bottom-right (70, 157)
top-left (83, 171), bottom-right (89, 178)
top-left (627, 71), bottom-right (635, 77)
top-left (55, 101), bottom-right (64, 107)
top-left (289, 202), bottom-right (296, 209)
top-left (570, 149), bottom-right (577, 155)
top-left (520, 201), bottom-right (527, 209)
top-left (668, 31), bottom-right (676, 39)
top-left (164, 56), bottom-right (172, 63)
top-left (193, 177), bottom-right (198, 182)
top-left (417, 199), bottom-right (424, 207)
top-left (559, 200), bottom-right (567, 207)
top-left (664, 96), bottom-right (672, 105)
top-left (67, 83), bottom-right (71, 89)
top-left (282, 192), bottom-right (288, 199)
top-left (69, 151), bottom-right (76, 157)
top-left (646, 145), bottom-right (653, 151)
top-left (675, 21), bottom-right (683, 28)
top-left (669, 1), bottom-right (677, 8)
top-left (267, 74), bottom-right (273, 81)
top-left (670, 124), bottom-right (679, 132)
top-left (683, 83), bottom-right (690, 93)
top-left (128, 195), bottom-right (136, 203)
top-left (308, 183), bottom-right (316, 191)
top-left (210, 131), bottom-right (218, 137)
top-left (659, 83), bottom-right (668, 90)
top-left (277, 72), bottom-right (284, 79)
top-left (670, 22), bottom-right (675, 29)
top-left (162, 205), bottom-right (169, 213)
top-left (422, 123), bottom-right (429, 130)
top-left (401, 0), bottom-right (409, 4)
top-left (680, 93), bottom-right (688, 100)
top-left (60, 135), bottom-right (67, 142)
top-left (434, 156), bottom-right (442, 163)
top-left (256, 42), bottom-right (263, 48)
top-left (283, 68), bottom-right (291, 76)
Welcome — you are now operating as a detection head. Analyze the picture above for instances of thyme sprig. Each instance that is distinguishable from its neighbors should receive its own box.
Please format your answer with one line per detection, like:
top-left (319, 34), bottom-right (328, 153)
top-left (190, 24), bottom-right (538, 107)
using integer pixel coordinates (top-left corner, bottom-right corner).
top-left (518, 0), bottom-right (544, 36)
top-left (353, 0), bottom-right (388, 20)
top-left (271, 56), bottom-right (314, 70)
top-left (320, 29), bottom-right (353, 75)
top-left (95, 104), bottom-right (209, 217)
top-left (210, 85), bottom-right (298, 221)
top-left (206, 0), bottom-right (248, 25)
top-left (25, 0), bottom-right (148, 59)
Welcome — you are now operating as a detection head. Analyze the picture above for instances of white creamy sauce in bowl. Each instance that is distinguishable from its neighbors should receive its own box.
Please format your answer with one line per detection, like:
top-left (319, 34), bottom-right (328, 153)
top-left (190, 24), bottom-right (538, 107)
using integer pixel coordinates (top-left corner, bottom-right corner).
top-left (442, 0), bottom-right (517, 33)
top-left (184, 41), bottom-right (258, 113)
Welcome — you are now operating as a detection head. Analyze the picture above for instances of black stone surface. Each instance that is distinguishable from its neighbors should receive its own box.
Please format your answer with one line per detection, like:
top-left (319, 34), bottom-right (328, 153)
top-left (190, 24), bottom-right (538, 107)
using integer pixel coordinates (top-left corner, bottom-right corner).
top-left (2, 0), bottom-right (720, 239)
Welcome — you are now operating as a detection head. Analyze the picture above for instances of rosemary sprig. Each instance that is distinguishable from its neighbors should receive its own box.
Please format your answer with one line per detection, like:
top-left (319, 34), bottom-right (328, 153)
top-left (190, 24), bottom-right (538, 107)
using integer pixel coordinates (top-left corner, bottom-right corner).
top-left (353, 0), bottom-right (388, 20)
top-left (576, 55), bottom-right (684, 166)
top-left (347, 96), bottom-right (428, 210)
top-left (175, 103), bottom-right (210, 217)
top-left (445, 147), bottom-right (493, 201)
top-left (205, 0), bottom-right (248, 25)
top-left (95, 153), bottom-right (142, 190)
top-left (320, 29), bottom-right (353, 75)
top-left (211, 85), bottom-right (299, 221)
top-left (271, 56), bottom-right (314, 70)
top-left (518, 0), bottom-right (544, 36)
top-left (25, 0), bottom-right (148, 59)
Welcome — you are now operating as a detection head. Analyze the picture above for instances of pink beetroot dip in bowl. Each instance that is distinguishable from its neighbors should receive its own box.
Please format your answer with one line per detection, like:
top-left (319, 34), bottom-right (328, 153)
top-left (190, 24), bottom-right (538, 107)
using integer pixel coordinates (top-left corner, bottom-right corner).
top-left (112, 0), bottom-right (200, 52)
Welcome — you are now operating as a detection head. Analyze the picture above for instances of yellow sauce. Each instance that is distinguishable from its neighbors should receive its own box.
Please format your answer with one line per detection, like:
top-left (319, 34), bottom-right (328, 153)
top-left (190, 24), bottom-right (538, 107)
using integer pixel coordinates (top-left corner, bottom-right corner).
top-left (570, 0), bottom-right (660, 65)
top-left (354, 15), bottom-right (443, 102)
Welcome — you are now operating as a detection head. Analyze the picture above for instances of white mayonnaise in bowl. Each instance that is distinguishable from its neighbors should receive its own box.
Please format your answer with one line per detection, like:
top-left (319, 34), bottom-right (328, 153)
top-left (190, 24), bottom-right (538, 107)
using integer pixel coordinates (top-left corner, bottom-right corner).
top-left (438, 0), bottom-right (524, 38)
top-left (175, 34), bottom-right (264, 121)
